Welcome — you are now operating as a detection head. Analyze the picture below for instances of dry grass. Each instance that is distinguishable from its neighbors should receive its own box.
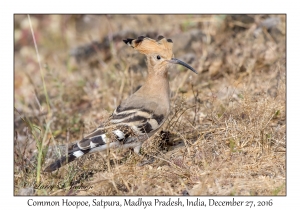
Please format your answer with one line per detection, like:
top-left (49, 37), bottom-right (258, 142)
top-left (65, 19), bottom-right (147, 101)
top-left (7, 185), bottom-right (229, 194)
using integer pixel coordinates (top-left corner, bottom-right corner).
top-left (14, 14), bottom-right (286, 196)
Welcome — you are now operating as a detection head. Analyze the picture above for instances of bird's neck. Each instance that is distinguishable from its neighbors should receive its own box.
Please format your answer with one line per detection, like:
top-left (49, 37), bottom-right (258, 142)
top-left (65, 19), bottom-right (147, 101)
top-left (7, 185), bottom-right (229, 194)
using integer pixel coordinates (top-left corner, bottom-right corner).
top-left (137, 70), bottom-right (170, 103)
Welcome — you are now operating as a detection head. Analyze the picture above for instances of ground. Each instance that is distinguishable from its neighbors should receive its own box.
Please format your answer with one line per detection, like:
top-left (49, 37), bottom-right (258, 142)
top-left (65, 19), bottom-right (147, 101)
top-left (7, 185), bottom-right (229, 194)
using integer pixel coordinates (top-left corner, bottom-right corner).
top-left (14, 14), bottom-right (286, 195)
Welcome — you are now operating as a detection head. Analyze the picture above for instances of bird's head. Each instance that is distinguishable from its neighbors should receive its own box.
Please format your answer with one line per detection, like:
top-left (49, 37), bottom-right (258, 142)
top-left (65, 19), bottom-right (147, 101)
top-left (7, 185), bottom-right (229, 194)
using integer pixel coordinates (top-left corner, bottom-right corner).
top-left (123, 35), bottom-right (197, 76)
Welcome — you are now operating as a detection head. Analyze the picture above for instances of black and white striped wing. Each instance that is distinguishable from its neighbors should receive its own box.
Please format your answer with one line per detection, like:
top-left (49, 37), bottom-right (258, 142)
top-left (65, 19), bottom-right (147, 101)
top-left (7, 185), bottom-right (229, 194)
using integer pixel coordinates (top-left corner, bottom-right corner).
top-left (44, 98), bottom-right (167, 172)
top-left (110, 103), bottom-right (165, 136)
top-left (44, 123), bottom-right (136, 172)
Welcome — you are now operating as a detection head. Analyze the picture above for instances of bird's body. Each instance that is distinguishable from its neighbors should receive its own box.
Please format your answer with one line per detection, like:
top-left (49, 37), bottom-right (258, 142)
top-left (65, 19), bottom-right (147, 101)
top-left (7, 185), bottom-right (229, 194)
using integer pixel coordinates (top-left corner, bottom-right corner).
top-left (44, 35), bottom-right (197, 172)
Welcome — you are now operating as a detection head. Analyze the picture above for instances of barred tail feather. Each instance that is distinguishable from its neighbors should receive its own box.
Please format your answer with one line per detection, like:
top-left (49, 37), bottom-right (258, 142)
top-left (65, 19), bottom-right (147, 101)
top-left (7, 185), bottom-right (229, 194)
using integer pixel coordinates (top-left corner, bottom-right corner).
top-left (44, 133), bottom-right (108, 172)
top-left (44, 123), bottom-right (149, 172)
top-left (44, 154), bottom-right (76, 172)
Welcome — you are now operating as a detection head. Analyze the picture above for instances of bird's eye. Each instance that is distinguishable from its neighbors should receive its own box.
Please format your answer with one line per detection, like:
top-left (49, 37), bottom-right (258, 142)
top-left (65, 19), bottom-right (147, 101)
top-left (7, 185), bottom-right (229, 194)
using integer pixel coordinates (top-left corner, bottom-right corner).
top-left (156, 55), bottom-right (161, 60)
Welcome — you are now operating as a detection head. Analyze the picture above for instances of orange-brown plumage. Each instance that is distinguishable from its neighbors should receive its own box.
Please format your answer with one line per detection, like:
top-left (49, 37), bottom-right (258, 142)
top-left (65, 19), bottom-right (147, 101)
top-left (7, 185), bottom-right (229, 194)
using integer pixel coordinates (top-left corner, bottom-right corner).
top-left (45, 35), bottom-right (197, 172)
top-left (125, 36), bottom-right (174, 59)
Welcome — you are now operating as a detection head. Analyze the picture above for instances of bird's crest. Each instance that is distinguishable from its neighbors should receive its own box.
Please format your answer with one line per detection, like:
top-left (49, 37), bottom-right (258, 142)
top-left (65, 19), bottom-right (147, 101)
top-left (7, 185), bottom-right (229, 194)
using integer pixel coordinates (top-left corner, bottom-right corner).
top-left (123, 35), bottom-right (174, 59)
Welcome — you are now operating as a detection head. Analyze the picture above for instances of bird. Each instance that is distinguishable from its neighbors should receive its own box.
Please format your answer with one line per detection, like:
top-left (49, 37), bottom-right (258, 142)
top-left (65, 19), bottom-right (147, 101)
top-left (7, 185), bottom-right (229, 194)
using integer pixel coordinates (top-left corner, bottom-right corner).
top-left (44, 35), bottom-right (197, 172)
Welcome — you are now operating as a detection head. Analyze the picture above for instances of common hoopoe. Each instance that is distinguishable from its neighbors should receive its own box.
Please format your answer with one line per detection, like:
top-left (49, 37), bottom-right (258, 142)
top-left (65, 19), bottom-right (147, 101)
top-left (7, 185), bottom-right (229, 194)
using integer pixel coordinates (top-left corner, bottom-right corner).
top-left (44, 35), bottom-right (197, 172)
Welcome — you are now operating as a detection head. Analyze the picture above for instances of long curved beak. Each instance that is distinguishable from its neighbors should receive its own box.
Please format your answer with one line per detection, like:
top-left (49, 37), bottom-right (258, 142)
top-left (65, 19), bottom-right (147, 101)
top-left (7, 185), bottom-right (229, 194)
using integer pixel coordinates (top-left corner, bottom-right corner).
top-left (168, 58), bottom-right (198, 74)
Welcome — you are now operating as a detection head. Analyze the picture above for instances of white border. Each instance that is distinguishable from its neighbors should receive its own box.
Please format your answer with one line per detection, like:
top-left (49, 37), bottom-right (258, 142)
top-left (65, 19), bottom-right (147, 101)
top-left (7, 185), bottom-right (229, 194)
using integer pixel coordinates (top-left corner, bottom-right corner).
top-left (3, 0), bottom-right (296, 209)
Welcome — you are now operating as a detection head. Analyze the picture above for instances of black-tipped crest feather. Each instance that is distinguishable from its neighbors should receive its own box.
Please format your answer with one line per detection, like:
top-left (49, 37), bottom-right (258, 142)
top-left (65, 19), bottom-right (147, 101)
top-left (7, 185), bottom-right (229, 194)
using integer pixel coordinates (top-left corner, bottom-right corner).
top-left (137, 36), bottom-right (145, 42)
top-left (157, 35), bottom-right (165, 41)
top-left (123, 38), bottom-right (134, 47)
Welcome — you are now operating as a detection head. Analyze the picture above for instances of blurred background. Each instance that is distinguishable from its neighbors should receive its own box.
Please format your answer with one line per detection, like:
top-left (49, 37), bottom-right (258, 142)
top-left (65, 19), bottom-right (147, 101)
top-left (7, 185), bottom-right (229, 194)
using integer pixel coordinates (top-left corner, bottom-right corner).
top-left (14, 15), bottom-right (286, 195)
